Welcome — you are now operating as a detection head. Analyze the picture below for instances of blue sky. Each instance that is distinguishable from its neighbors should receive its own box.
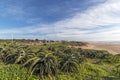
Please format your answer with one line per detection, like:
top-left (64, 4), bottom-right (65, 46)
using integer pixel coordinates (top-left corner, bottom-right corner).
top-left (0, 0), bottom-right (120, 41)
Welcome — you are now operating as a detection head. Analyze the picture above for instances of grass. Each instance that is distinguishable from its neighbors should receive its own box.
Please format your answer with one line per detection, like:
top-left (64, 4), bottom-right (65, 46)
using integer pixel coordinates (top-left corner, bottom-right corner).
top-left (0, 63), bottom-right (39, 80)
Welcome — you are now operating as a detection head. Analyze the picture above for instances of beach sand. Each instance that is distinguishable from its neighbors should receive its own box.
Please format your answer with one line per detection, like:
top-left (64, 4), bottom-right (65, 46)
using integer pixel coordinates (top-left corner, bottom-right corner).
top-left (79, 43), bottom-right (120, 55)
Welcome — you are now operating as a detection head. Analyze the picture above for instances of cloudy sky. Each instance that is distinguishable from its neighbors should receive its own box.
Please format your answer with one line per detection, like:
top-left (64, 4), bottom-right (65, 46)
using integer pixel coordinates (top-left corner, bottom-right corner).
top-left (0, 0), bottom-right (120, 41)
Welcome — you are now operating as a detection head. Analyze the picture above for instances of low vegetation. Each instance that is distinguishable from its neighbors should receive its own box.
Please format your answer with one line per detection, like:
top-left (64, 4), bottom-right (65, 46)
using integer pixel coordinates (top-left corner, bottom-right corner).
top-left (0, 40), bottom-right (119, 80)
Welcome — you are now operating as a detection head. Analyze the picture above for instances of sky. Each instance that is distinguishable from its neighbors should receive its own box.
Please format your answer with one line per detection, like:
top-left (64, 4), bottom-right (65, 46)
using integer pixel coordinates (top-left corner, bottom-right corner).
top-left (0, 0), bottom-right (120, 41)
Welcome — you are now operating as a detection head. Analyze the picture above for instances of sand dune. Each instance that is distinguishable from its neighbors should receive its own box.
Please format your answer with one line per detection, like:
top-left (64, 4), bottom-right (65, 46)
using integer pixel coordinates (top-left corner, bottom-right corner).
top-left (80, 43), bottom-right (120, 55)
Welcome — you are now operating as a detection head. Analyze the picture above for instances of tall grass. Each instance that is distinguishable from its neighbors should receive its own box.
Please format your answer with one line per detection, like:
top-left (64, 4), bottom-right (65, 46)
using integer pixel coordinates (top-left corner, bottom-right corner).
top-left (0, 63), bottom-right (39, 80)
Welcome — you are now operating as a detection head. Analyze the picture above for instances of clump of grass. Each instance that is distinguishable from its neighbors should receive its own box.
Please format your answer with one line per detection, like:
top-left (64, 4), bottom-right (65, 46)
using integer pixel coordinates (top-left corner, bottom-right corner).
top-left (0, 63), bottom-right (39, 80)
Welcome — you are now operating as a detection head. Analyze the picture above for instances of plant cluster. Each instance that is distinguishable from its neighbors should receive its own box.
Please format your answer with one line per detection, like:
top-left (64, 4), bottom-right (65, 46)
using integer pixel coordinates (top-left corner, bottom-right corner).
top-left (0, 41), bottom-right (119, 80)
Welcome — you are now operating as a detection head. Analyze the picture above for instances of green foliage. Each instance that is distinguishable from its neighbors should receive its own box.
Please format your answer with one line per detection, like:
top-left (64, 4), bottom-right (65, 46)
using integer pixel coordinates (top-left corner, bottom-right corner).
top-left (0, 63), bottom-right (39, 80)
top-left (59, 54), bottom-right (79, 73)
top-left (0, 41), bottom-right (119, 80)
top-left (23, 53), bottom-right (58, 78)
top-left (104, 55), bottom-right (120, 64)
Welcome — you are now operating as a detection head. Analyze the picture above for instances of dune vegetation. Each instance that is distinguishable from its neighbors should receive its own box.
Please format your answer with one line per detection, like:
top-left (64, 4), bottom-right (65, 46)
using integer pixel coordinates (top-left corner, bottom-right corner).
top-left (0, 40), bottom-right (120, 80)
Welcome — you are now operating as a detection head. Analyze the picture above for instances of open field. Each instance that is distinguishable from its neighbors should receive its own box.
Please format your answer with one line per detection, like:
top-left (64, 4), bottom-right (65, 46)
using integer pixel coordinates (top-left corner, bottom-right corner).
top-left (79, 43), bottom-right (120, 55)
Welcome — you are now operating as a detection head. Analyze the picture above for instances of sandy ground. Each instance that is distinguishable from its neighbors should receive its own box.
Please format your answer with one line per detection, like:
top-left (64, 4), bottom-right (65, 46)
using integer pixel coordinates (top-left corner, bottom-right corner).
top-left (79, 43), bottom-right (120, 55)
